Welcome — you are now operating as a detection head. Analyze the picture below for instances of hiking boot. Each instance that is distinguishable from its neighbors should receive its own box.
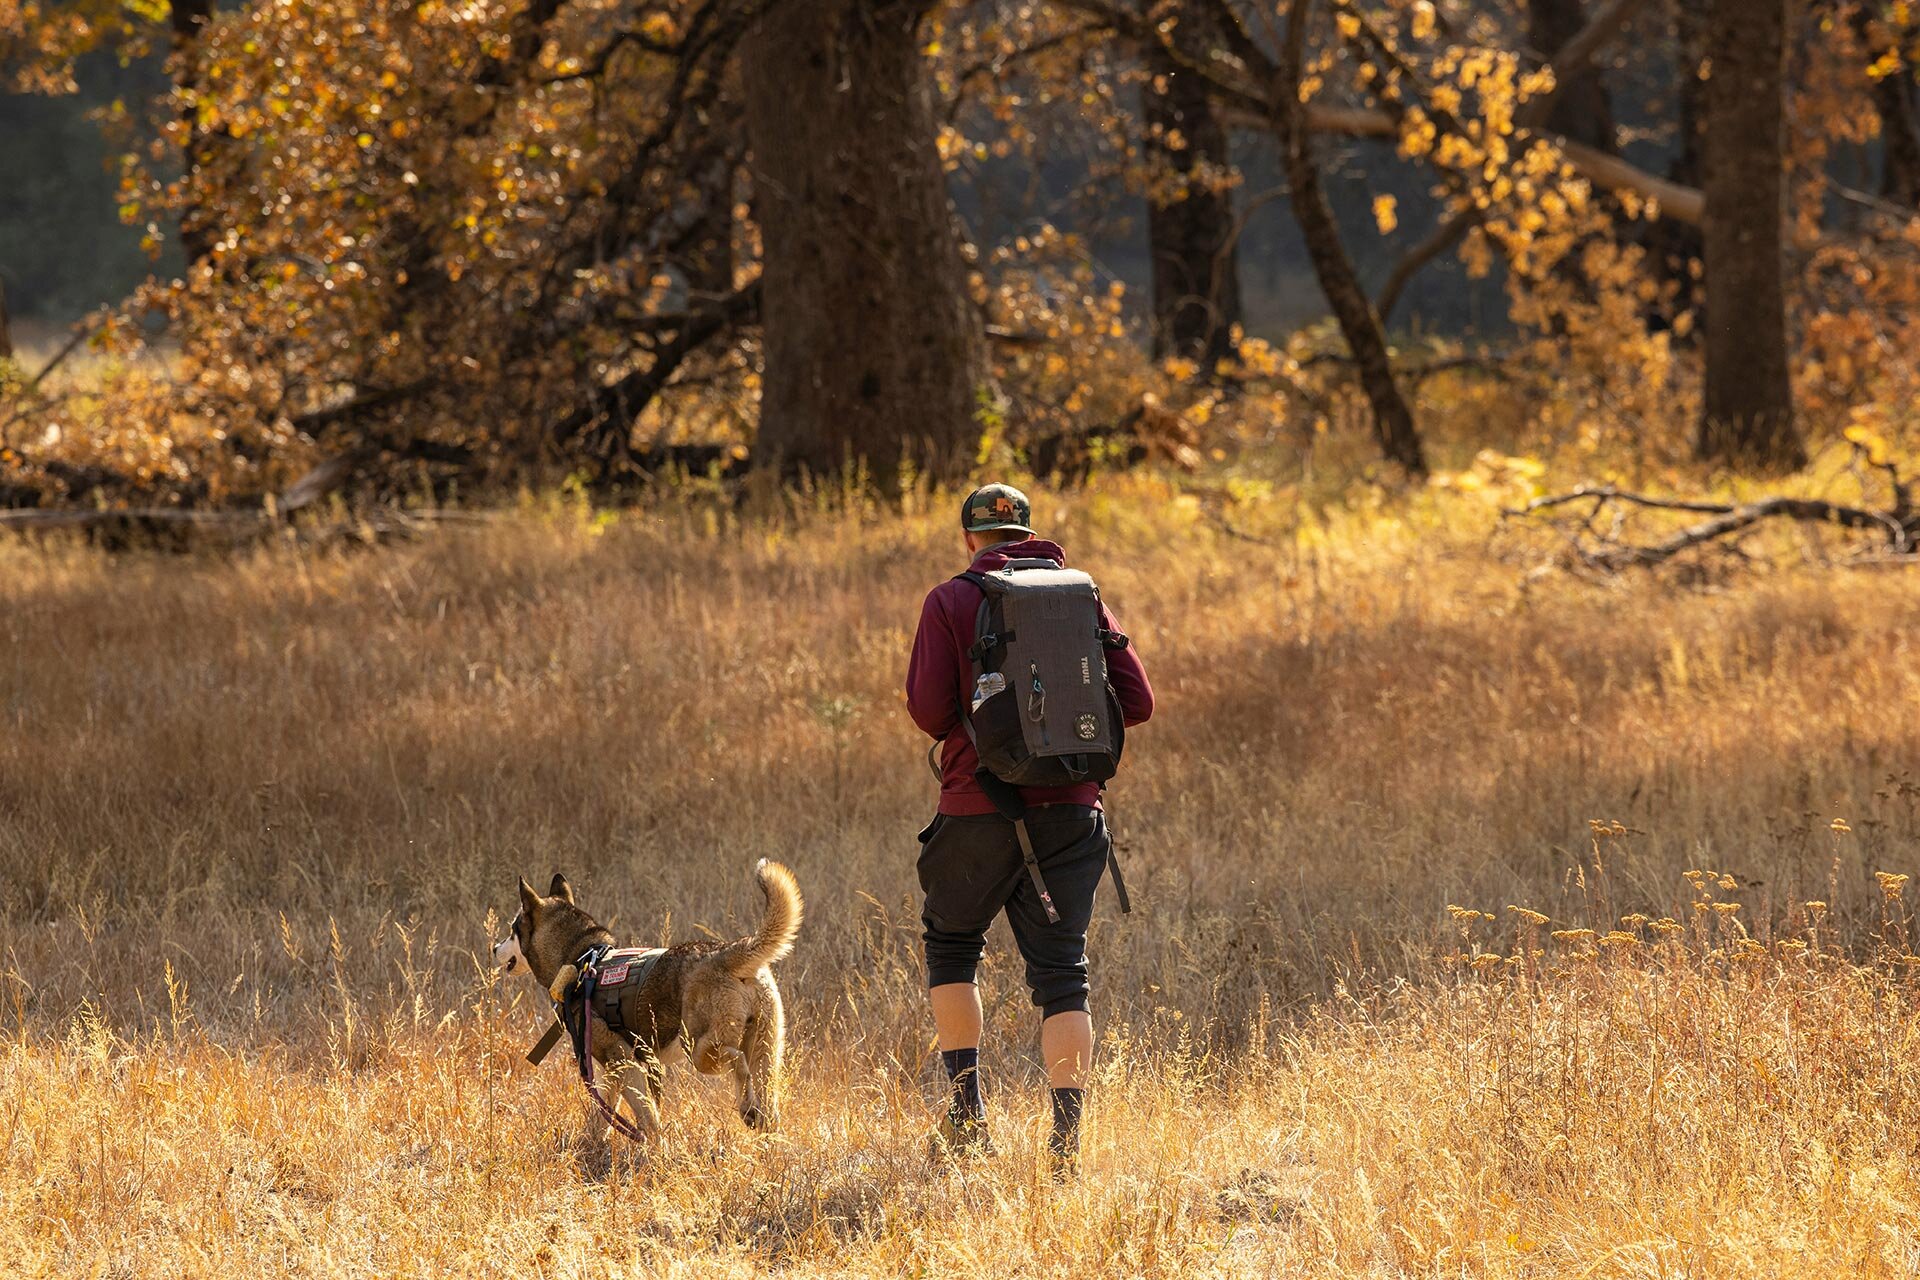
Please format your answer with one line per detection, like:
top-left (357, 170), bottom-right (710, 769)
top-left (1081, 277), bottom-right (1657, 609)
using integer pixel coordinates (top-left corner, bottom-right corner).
top-left (927, 1113), bottom-right (995, 1164)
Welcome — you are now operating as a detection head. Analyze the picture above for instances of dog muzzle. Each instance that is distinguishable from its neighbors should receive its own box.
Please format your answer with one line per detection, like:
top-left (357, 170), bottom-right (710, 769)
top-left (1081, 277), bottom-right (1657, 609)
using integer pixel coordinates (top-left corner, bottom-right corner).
top-left (493, 934), bottom-right (526, 975)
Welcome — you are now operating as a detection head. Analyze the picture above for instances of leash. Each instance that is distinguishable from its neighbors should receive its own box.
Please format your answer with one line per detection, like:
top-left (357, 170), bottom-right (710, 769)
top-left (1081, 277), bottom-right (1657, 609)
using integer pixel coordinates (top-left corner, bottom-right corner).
top-left (542, 942), bottom-right (655, 1143)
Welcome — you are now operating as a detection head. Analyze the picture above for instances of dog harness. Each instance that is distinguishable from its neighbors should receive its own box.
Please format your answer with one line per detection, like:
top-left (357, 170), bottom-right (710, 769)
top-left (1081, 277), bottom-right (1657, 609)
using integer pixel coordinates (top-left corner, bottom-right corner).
top-left (525, 943), bottom-right (668, 1067)
top-left (585, 945), bottom-right (670, 1044)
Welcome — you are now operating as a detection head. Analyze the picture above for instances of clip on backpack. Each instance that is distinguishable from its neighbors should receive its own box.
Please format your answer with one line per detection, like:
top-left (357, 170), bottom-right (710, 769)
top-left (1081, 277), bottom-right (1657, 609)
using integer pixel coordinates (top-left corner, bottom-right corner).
top-left (955, 559), bottom-right (1133, 921)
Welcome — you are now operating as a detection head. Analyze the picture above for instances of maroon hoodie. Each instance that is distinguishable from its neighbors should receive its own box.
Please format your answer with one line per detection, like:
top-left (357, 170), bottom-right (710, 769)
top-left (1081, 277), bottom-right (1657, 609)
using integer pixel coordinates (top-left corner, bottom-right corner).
top-left (906, 538), bottom-right (1154, 816)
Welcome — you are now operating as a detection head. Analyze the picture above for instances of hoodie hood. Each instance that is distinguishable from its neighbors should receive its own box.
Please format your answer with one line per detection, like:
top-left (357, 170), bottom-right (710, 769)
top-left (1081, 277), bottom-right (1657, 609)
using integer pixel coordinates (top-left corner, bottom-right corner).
top-left (967, 538), bottom-right (1066, 573)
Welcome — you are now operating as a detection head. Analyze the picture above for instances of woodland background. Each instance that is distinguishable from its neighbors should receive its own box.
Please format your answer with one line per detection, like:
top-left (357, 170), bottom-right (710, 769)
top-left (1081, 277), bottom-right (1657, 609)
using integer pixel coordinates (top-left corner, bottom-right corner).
top-left (5, 0), bottom-right (1920, 510)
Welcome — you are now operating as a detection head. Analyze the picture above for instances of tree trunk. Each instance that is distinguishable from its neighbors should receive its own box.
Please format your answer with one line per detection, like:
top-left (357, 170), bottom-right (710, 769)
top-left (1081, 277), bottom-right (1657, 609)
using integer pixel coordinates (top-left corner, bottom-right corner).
top-left (170, 0), bottom-right (215, 263)
top-left (1876, 69), bottom-right (1920, 207)
top-left (1527, 0), bottom-right (1618, 153)
top-left (1695, 0), bottom-right (1802, 469)
top-left (1141, 44), bottom-right (1242, 369)
top-left (740, 0), bottom-right (989, 492)
top-left (1269, 6), bottom-right (1426, 478)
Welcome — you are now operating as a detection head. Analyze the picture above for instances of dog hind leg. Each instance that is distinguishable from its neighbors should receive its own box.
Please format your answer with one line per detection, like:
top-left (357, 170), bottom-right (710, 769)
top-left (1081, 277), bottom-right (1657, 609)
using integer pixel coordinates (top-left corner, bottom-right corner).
top-left (689, 1030), bottom-right (759, 1127)
top-left (742, 981), bottom-right (785, 1131)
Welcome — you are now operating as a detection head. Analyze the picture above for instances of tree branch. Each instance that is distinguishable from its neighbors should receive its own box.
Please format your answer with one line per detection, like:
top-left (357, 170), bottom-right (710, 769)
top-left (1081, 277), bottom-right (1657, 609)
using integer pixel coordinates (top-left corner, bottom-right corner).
top-left (944, 20), bottom-right (1112, 121)
top-left (1217, 104), bottom-right (1706, 227)
top-left (1375, 205), bottom-right (1480, 321)
top-left (289, 379), bottom-right (438, 437)
top-left (549, 282), bottom-right (759, 448)
top-left (1515, 0), bottom-right (1651, 129)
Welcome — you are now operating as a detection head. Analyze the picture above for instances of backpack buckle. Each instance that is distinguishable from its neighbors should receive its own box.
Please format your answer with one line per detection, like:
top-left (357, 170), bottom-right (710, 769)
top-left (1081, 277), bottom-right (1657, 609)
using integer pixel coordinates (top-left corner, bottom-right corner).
top-left (968, 630), bottom-right (1014, 662)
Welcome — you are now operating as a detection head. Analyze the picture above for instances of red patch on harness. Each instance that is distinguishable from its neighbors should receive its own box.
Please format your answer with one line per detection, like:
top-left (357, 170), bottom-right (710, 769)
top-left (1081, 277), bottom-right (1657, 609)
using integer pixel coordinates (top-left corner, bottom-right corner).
top-left (598, 963), bottom-right (631, 985)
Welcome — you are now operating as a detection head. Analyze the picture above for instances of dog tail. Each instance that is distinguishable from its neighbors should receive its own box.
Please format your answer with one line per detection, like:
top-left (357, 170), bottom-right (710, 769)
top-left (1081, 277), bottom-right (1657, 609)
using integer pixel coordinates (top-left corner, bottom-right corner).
top-left (721, 859), bottom-right (804, 978)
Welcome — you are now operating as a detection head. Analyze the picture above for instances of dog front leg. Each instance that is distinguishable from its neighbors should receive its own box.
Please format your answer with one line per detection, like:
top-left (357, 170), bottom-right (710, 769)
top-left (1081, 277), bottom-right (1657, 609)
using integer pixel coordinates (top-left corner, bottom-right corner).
top-left (583, 1063), bottom-right (616, 1147)
top-left (605, 1052), bottom-right (661, 1141)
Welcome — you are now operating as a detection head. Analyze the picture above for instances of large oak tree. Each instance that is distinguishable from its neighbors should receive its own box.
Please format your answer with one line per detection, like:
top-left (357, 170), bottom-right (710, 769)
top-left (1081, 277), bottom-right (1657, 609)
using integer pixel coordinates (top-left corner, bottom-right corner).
top-left (741, 0), bottom-right (990, 491)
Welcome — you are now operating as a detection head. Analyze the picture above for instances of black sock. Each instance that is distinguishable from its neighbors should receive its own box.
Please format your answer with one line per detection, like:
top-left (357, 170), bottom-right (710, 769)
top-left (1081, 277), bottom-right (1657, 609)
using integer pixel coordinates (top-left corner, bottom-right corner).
top-left (942, 1047), bottom-right (983, 1123)
top-left (1048, 1087), bottom-right (1085, 1158)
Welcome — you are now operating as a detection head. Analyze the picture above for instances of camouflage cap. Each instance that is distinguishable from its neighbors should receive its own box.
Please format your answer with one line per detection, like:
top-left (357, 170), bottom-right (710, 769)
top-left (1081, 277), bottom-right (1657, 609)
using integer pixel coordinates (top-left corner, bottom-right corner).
top-left (961, 483), bottom-right (1034, 535)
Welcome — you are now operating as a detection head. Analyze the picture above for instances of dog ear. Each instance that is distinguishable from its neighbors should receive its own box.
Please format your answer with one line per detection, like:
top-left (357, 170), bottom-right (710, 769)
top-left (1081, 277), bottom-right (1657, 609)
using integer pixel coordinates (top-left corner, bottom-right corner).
top-left (519, 876), bottom-right (540, 913)
top-left (548, 872), bottom-right (574, 903)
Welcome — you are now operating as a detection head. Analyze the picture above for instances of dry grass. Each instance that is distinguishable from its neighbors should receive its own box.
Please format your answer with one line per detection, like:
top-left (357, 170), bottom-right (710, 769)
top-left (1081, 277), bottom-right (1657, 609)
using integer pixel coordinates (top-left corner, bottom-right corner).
top-left (4, 475), bottom-right (1920, 1277)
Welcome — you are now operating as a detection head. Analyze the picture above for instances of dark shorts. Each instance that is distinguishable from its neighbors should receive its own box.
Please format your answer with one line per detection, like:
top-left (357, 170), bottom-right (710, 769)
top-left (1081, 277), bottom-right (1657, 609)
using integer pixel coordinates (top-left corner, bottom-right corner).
top-left (916, 806), bottom-right (1109, 1019)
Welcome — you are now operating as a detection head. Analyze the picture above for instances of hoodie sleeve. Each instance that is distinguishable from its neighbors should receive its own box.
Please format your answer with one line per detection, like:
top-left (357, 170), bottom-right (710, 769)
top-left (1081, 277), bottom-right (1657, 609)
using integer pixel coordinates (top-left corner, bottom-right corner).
top-left (906, 585), bottom-right (963, 740)
top-left (1101, 603), bottom-right (1154, 727)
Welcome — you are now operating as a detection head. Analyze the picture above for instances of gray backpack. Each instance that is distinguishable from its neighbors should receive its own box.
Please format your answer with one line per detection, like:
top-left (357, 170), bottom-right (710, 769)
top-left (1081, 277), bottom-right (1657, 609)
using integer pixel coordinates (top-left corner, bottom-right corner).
top-left (958, 561), bottom-right (1130, 790)
top-left (953, 560), bottom-right (1134, 921)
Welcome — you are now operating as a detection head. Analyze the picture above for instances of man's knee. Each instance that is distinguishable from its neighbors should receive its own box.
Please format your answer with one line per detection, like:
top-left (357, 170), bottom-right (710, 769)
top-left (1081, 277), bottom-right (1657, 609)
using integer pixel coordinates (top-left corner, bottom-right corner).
top-left (923, 918), bottom-right (987, 988)
top-left (1039, 988), bottom-right (1090, 1019)
top-left (1025, 963), bottom-right (1091, 1018)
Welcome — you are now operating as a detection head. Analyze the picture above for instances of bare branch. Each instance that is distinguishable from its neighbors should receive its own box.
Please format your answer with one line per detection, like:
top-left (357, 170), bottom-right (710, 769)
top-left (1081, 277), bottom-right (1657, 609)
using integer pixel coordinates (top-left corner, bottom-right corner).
top-left (21, 319), bottom-right (97, 393)
top-left (1376, 205), bottom-right (1480, 321)
top-left (1515, 0), bottom-right (1652, 129)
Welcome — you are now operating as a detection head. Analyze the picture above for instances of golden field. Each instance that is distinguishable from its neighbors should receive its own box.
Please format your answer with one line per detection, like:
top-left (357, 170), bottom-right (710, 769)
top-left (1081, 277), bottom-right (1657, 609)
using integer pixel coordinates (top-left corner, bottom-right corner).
top-left (4, 474), bottom-right (1920, 1277)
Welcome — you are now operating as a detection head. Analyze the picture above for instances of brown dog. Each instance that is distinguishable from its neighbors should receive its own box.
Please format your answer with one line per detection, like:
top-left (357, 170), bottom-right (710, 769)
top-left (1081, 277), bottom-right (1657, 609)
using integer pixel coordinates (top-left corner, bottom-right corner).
top-left (494, 860), bottom-right (802, 1141)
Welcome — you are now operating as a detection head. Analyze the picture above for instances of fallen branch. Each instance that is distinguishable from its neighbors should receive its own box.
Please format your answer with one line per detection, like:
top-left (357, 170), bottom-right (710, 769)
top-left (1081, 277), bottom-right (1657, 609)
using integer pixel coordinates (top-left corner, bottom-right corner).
top-left (1505, 482), bottom-right (1920, 572)
top-left (0, 439), bottom-right (477, 544)
top-left (0, 499), bottom-right (498, 546)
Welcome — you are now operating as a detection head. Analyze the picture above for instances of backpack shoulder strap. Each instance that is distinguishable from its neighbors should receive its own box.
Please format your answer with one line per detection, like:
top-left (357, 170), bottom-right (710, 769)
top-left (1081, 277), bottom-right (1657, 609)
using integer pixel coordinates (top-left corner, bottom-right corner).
top-left (953, 571), bottom-right (1006, 665)
top-left (953, 569), bottom-right (1000, 595)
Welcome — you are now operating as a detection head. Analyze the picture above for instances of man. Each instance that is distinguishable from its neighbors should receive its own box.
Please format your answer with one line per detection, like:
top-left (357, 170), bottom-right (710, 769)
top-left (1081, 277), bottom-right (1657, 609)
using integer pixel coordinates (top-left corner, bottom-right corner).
top-left (905, 482), bottom-right (1154, 1173)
